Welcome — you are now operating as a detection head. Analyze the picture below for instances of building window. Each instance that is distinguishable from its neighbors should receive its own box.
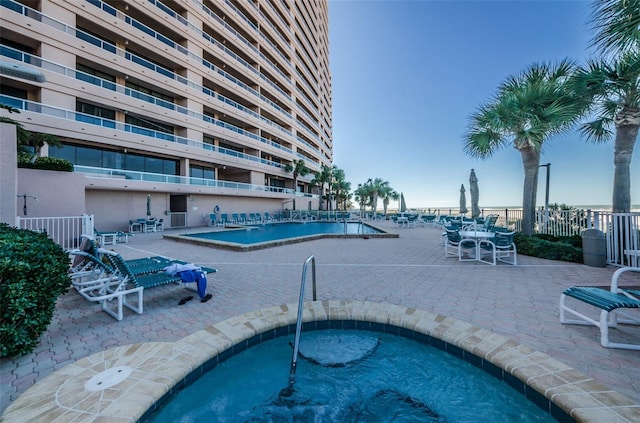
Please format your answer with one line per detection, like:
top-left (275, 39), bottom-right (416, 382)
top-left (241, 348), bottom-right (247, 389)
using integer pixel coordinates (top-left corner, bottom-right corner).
top-left (190, 165), bottom-right (215, 180)
top-left (49, 144), bottom-right (179, 176)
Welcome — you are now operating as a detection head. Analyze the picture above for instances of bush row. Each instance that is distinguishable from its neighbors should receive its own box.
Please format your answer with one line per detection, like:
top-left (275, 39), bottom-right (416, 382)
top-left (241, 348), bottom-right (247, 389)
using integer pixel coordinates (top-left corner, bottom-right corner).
top-left (18, 153), bottom-right (73, 172)
top-left (0, 224), bottom-right (71, 358)
top-left (514, 233), bottom-right (583, 263)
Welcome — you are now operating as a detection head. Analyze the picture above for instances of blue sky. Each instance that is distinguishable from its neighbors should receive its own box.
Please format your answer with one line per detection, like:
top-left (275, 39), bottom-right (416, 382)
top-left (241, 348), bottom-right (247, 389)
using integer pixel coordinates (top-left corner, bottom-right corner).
top-left (328, 0), bottom-right (640, 209)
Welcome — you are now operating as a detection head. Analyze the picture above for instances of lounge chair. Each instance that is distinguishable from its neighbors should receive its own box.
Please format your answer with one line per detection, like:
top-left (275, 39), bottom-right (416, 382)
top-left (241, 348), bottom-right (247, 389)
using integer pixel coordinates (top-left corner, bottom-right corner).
top-left (239, 213), bottom-right (248, 224)
top-left (231, 213), bottom-right (240, 224)
top-left (97, 249), bottom-right (218, 319)
top-left (73, 249), bottom-right (144, 321)
top-left (220, 213), bottom-right (229, 226)
top-left (559, 267), bottom-right (640, 350)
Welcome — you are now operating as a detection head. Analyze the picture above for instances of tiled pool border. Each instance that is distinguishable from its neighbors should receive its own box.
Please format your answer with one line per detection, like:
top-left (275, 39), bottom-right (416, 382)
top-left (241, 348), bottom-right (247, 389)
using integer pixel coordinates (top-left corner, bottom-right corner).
top-left (163, 222), bottom-right (398, 251)
top-left (2, 301), bottom-right (639, 423)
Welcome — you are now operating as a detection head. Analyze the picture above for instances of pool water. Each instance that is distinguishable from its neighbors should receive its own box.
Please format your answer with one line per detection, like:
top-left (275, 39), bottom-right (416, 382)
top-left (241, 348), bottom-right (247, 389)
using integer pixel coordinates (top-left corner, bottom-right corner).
top-left (147, 330), bottom-right (555, 422)
top-left (184, 222), bottom-right (383, 245)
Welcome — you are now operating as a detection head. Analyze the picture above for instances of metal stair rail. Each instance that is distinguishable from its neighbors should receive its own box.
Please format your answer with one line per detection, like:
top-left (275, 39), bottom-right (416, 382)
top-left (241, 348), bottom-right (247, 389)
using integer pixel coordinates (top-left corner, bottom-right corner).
top-left (288, 255), bottom-right (317, 390)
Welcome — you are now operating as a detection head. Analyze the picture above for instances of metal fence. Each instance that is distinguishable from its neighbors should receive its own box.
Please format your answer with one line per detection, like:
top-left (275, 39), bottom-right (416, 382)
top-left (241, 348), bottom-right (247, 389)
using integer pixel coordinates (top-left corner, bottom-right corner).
top-left (422, 208), bottom-right (639, 267)
top-left (15, 214), bottom-right (94, 251)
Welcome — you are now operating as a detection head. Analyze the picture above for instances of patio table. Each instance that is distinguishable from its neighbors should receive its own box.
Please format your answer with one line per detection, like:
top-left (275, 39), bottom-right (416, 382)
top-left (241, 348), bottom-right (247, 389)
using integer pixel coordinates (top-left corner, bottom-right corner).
top-left (459, 231), bottom-right (495, 263)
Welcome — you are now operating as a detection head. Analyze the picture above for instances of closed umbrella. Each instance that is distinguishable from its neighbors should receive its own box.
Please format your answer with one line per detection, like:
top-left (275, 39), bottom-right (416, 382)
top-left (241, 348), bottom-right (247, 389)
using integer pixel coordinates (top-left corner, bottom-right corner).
top-left (459, 184), bottom-right (468, 215)
top-left (469, 169), bottom-right (480, 219)
top-left (146, 194), bottom-right (152, 217)
top-left (400, 192), bottom-right (407, 212)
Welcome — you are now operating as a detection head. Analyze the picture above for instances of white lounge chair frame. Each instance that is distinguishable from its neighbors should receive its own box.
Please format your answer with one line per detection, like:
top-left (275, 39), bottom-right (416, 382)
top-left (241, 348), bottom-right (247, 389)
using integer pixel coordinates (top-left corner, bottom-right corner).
top-left (559, 267), bottom-right (640, 350)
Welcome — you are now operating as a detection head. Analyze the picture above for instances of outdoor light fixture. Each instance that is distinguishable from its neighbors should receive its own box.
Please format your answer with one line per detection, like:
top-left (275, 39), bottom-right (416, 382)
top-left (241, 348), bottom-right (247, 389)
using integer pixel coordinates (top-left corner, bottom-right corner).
top-left (17, 193), bottom-right (38, 216)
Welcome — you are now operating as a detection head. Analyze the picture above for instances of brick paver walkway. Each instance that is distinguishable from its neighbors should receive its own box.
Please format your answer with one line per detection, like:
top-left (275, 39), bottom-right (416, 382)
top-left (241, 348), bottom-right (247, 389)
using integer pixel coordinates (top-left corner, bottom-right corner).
top-left (1, 220), bottom-right (638, 414)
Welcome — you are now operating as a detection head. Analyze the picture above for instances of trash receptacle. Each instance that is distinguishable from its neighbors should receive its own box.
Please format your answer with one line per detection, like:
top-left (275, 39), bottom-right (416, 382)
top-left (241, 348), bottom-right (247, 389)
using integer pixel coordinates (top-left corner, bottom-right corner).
top-left (582, 229), bottom-right (606, 267)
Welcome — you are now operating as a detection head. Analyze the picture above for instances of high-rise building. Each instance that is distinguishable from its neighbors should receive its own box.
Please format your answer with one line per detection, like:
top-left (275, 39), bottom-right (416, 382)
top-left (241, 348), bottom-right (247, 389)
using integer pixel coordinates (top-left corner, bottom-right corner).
top-left (0, 0), bottom-right (332, 229)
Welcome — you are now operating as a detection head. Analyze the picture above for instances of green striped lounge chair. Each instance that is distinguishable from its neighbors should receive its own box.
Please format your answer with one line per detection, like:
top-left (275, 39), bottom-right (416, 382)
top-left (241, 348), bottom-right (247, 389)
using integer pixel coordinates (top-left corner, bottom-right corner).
top-left (560, 267), bottom-right (640, 350)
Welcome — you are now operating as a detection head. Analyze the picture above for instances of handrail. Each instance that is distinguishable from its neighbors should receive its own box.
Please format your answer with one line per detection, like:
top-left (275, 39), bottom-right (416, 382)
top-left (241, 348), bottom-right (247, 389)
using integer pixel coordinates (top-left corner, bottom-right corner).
top-left (288, 255), bottom-right (317, 390)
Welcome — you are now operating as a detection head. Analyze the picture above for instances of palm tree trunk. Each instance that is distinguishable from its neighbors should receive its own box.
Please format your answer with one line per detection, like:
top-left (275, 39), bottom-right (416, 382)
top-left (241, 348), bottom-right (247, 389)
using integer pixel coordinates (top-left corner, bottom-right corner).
top-left (612, 118), bottom-right (639, 213)
top-left (519, 146), bottom-right (541, 236)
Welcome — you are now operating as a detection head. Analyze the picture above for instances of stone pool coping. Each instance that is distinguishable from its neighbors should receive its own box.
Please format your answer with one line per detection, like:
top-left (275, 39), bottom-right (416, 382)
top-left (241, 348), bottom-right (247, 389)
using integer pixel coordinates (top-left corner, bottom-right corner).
top-left (163, 221), bottom-right (397, 251)
top-left (2, 301), bottom-right (639, 422)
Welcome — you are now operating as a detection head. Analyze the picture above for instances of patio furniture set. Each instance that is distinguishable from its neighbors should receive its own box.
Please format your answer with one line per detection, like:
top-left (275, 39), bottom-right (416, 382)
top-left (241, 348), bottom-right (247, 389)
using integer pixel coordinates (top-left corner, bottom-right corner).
top-left (129, 217), bottom-right (164, 233)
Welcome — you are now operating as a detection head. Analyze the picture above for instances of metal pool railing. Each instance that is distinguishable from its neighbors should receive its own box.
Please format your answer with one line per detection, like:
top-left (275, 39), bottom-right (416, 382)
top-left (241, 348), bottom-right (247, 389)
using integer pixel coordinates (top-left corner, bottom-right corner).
top-left (288, 255), bottom-right (317, 392)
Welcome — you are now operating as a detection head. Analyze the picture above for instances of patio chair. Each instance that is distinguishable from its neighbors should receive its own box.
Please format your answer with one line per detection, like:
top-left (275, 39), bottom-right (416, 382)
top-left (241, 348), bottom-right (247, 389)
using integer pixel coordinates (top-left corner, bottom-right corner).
top-left (231, 213), bottom-right (240, 224)
top-left (220, 213), bottom-right (230, 226)
top-left (129, 219), bottom-right (143, 233)
top-left (239, 213), bottom-right (248, 224)
top-left (444, 228), bottom-right (477, 261)
top-left (478, 231), bottom-right (517, 265)
top-left (94, 228), bottom-right (126, 246)
top-left (155, 218), bottom-right (164, 231)
top-left (559, 267), bottom-right (640, 350)
top-left (144, 218), bottom-right (157, 233)
top-left (254, 213), bottom-right (263, 224)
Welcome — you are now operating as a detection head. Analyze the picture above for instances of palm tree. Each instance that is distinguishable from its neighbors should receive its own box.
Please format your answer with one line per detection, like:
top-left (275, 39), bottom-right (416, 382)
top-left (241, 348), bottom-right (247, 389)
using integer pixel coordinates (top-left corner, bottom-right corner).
top-left (573, 0), bottom-right (640, 213)
top-left (573, 54), bottom-right (640, 212)
top-left (1, 104), bottom-right (30, 147)
top-left (589, 0), bottom-right (640, 57)
top-left (381, 188), bottom-right (399, 216)
top-left (464, 60), bottom-right (587, 235)
top-left (284, 159), bottom-right (310, 210)
top-left (354, 182), bottom-right (373, 214)
top-left (311, 164), bottom-right (336, 210)
top-left (332, 168), bottom-right (350, 210)
top-left (367, 178), bottom-right (392, 214)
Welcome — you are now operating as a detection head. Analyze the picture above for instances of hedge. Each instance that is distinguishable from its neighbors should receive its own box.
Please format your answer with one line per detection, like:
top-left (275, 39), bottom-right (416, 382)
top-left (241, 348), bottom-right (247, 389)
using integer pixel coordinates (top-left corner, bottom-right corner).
top-left (0, 224), bottom-right (71, 358)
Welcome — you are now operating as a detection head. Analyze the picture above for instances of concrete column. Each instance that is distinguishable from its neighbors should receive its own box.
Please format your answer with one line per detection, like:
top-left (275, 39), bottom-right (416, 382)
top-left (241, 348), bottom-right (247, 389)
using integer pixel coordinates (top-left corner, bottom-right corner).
top-left (0, 122), bottom-right (18, 225)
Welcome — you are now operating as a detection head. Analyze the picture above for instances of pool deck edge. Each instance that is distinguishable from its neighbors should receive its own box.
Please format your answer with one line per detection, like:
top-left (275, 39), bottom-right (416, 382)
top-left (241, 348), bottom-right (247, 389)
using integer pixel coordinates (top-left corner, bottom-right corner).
top-left (2, 301), bottom-right (638, 423)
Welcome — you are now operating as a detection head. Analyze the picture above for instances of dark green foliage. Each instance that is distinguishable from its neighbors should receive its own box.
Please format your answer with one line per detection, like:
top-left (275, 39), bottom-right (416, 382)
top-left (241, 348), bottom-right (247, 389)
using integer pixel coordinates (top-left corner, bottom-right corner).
top-left (18, 155), bottom-right (73, 172)
top-left (514, 233), bottom-right (583, 263)
top-left (0, 224), bottom-right (71, 358)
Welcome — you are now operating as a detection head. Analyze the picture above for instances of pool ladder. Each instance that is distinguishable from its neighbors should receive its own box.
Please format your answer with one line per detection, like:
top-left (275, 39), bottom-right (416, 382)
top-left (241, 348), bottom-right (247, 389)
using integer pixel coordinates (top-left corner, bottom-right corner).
top-left (343, 218), bottom-right (364, 236)
top-left (288, 255), bottom-right (317, 390)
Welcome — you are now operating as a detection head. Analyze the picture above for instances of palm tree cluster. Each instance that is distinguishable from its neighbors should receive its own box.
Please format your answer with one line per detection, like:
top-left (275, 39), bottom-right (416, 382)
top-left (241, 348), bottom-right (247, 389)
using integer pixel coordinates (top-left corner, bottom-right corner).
top-left (354, 178), bottom-right (399, 216)
top-left (284, 162), bottom-right (351, 210)
top-left (465, 0), bottom-right (640, 235)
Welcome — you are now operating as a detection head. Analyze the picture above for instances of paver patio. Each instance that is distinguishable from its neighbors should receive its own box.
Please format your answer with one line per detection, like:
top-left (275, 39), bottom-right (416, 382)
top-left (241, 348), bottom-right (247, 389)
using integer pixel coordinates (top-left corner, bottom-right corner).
top-left (1, 219), bottom-right (638, 418)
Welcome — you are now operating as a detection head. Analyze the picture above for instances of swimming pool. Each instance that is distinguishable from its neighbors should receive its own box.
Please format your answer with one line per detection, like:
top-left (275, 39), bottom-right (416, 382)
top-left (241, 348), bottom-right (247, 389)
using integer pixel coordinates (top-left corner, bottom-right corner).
top-left (147, 329), bottom-right (556, 422)
top-left (165, 221), bottom-right (397, 251)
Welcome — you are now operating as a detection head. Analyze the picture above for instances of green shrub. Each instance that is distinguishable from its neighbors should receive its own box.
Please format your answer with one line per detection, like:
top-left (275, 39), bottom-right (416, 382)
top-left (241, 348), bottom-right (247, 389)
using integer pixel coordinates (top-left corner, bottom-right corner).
top-left (18, 155), bottom-right (73, 172)
top-left (0, 224), bottom-right (71, 358)
top-left (514, 233), bottom-right (583, 263)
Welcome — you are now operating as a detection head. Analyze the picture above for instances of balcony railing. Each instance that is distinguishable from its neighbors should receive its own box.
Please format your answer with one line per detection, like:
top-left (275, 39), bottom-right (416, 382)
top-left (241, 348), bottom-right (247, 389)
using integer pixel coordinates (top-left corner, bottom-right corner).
top-left (75, 165), bottom-right (303, 195)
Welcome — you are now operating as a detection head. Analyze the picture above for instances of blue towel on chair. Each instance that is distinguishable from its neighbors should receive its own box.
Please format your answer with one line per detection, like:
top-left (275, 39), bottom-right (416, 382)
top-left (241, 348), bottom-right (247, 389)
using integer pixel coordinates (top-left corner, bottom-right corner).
top-left (177, 270), bottom-right (207, 299)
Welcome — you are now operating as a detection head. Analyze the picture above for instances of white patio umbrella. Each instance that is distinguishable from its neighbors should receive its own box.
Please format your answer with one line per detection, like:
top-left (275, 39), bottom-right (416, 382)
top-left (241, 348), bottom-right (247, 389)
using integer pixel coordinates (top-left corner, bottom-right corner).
top-left (459, 184), bottom-right (468, 215)
top-left (469, 169), bottom-right (480, 219)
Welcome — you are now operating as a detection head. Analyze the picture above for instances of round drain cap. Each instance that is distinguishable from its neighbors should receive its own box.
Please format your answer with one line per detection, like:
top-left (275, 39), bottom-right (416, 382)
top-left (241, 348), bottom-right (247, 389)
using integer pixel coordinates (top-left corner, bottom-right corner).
top-left (85, 366), bottom-right (133, 391)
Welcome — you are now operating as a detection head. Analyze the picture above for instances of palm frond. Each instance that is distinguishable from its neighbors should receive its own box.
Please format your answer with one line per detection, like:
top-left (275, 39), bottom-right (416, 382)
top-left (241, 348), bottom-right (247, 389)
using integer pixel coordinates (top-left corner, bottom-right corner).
top-left (579, 118), bottom-right (614, 143)
top-left (590, 0), bottom-right (640, 56)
